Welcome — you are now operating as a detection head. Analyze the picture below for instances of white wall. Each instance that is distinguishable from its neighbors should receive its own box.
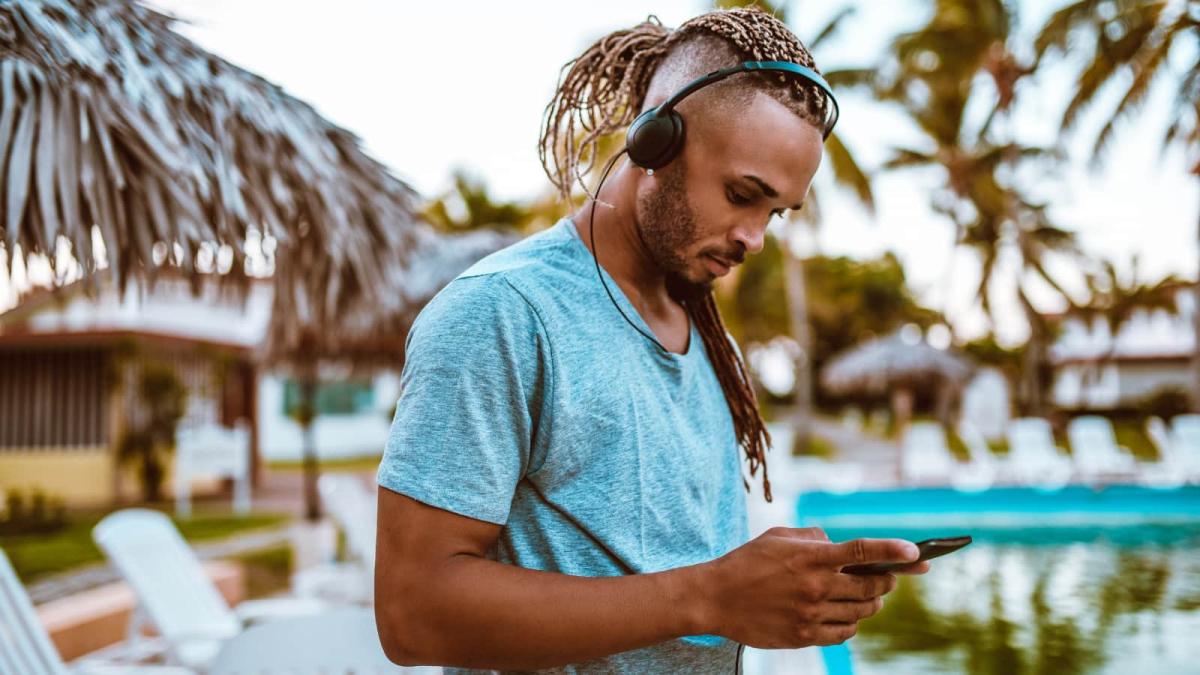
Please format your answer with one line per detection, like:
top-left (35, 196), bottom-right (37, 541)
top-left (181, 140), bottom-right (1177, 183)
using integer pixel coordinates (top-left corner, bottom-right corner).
top-left (257, 372), bottom-right (401, 461)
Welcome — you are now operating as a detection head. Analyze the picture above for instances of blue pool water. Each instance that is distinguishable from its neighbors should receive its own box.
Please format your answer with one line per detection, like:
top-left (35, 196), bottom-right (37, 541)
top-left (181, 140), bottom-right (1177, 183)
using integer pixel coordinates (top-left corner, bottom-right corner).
top-left (795, 485), bottom-right (1200, 674)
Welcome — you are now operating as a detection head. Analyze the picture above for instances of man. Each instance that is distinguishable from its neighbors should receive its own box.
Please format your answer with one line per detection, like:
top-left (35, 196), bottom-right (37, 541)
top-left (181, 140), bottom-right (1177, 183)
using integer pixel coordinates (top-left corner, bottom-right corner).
top-left (375, 8), bottom-right (928, 674)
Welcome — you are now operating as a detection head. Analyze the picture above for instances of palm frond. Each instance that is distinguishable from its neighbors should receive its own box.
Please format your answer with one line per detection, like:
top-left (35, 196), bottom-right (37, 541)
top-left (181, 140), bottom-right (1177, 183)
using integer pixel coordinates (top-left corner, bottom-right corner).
top-left (824, 131), bottom-right (874, 213)
top-left (810, 6), bottom-right (856, 50)
top-left (883, 147), bottom-right (938, 170)
top-left (1061, 4), bottom-right (1164, 132)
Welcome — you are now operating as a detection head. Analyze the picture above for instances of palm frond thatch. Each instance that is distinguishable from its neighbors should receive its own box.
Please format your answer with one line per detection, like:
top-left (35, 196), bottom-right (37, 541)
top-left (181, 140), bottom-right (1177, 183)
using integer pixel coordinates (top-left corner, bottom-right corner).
top-left (0, 0), bottom-right (428, 355)
top-left (262, 226), bottom-right (518, 371)
top-left (820, 331), bottom-right (974, 396)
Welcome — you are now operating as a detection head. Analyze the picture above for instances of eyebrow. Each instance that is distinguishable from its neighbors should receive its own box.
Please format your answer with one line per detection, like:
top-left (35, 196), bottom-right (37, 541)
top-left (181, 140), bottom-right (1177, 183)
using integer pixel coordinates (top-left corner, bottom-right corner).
top-left (742, 175), bottom-right (803, 211)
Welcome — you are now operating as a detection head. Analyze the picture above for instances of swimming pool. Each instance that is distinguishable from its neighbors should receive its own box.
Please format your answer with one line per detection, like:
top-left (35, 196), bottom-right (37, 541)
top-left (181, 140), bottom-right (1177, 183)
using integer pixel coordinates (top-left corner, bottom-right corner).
top-left (796, 485), bottom-right (1200, 674)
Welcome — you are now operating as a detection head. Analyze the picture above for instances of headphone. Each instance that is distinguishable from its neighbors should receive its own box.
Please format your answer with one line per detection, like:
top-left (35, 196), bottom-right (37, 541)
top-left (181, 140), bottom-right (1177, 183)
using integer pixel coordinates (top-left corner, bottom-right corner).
top-left (585, 60), bottom-right (840, 351)
top-left (625, 60), bottom-right (840, 170)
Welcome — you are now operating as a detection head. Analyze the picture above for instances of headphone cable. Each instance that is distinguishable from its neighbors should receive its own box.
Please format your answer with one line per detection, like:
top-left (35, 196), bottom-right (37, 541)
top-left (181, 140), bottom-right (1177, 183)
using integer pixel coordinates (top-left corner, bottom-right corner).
top-left (582, 148), bottom-right (746, 673)
top-left (585, 147), bottom-right (667, 350)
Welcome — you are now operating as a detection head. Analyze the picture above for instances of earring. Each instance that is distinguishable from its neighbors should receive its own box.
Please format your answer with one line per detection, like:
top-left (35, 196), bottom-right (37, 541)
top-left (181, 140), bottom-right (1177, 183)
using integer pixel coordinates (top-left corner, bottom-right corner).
top-left (646, 168), bottom-right (655, 176)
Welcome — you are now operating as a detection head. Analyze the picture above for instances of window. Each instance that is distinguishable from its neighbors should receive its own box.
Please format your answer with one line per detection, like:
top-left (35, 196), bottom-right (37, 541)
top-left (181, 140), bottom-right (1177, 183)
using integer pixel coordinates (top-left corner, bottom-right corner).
top-left (282, 379), bottom-right (375, 417)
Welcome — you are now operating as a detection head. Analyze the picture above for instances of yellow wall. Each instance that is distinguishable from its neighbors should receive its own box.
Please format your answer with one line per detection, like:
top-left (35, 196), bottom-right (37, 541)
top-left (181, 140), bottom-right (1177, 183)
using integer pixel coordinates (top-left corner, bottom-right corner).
top-left (0, 447), bottom-right (224, 507)
top-left (0, 447), bottom-right (115, 505)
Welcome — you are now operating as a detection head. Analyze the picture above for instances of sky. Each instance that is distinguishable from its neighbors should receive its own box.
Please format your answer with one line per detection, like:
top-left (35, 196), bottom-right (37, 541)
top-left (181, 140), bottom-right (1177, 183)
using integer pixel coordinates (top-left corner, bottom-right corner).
top-left (2, 0), bottom-right (1196, 347)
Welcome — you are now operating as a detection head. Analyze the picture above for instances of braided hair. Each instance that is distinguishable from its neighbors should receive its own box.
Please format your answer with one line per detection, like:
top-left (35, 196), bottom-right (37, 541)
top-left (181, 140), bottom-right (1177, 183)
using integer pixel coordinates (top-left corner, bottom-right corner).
top-left (538, 8), bottom-right (829, 503)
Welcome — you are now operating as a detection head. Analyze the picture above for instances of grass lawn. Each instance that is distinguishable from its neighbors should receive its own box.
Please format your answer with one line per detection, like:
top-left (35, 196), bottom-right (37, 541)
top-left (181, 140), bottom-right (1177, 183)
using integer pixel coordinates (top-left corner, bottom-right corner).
top-left (1, 505), bottom-right (291, 584)
top-left (265, 455), bottom-right (383, 473)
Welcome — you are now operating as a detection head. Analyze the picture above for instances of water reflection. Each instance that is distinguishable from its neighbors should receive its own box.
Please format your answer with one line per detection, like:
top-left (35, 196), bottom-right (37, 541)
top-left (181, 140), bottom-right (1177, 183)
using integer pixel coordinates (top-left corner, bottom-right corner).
top-left (855, 542), bottom-right (1200, 674)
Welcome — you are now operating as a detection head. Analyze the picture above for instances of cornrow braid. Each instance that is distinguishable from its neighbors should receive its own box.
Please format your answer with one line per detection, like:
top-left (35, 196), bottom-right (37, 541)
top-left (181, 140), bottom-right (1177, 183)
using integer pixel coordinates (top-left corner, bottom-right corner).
top-left (541, 7), bottom-right (827, 502)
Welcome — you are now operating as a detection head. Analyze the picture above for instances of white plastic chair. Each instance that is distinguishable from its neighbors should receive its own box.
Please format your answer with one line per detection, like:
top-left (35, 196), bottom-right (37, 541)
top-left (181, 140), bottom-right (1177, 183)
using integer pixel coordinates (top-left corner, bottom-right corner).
top-left (292, 475), bottom-right (377, 604)
top-left (91, 509), bottom-right (327, 671)
top-left (0, 549), bottom-right (192, 675)
top-left (1170, 414), bottom-right (1200, 481)
top-left (1066, 415), bottom-right (1138, 481)
top-left (209, 606), bottom-right (440, 674)
top-left (1005, 418), bottom-right (1073, 490)
top-left (901, 422), bottom-right (957, 485)
top-left (1137, 413), bottom-right (1200, 485)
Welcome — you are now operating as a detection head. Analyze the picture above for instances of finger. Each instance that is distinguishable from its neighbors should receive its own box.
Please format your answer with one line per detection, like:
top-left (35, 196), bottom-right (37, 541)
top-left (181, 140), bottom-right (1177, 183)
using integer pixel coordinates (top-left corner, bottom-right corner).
top-left (787, 527), bottom-right (831, 542)
top-left (814, 598), bottom-right (882, 624)
top-left (891, 561), bottom-right (931, 576)
top-left (822, 538), bottom-right (918, 568)
top-left (826, 570), bottom-right (896, 601)
top-left (801, 622), bottom-right (859, 647)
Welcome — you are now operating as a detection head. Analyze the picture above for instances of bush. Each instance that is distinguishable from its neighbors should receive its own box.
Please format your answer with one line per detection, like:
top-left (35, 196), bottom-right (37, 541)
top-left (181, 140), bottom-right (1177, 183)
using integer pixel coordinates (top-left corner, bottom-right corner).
top-left (0, 488), bottom-right (67, 536)
top-left (1135, 387), bottom-right (1193, 421)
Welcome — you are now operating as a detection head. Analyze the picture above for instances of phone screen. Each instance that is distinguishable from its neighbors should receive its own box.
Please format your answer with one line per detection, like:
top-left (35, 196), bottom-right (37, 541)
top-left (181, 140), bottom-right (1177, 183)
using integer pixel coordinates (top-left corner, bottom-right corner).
top-left (841, 535), bottom-right (973, 575)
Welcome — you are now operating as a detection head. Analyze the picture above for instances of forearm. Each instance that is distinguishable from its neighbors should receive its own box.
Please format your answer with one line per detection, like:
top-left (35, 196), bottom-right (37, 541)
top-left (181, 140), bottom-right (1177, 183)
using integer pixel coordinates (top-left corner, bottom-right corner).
top-left (378, 554), bottom-right (715, 670)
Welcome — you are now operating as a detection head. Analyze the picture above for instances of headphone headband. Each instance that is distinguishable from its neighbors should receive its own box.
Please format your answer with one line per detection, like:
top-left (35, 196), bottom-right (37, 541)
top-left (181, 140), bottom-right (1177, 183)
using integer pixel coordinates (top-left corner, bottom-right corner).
top-left (658, 60), bottom-right (839, 137)
top-left (625, 59), bottom-right (840, 169)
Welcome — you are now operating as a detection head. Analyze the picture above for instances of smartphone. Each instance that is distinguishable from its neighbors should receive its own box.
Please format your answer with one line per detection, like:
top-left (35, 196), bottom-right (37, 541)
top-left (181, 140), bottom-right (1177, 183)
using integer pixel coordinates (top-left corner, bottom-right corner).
top-left (841, 535), bottom-right (973, 575)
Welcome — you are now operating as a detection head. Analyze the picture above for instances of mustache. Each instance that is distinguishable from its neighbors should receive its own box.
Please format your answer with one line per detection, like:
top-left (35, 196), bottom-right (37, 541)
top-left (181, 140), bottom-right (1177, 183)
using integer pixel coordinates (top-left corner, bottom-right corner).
top-left (709, 249), bottom-right (745, 265)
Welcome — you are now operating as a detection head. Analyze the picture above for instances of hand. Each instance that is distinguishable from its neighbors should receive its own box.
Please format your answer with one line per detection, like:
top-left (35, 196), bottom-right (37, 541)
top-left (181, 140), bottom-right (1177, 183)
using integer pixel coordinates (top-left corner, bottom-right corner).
top-left (700, 527), bottom-right (920, 649)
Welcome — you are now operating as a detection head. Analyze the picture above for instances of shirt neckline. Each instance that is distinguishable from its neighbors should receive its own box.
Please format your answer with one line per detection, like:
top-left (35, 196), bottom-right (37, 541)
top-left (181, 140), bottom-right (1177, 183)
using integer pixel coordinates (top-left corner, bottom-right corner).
top-left (562, 217), bottom-right (699, 361)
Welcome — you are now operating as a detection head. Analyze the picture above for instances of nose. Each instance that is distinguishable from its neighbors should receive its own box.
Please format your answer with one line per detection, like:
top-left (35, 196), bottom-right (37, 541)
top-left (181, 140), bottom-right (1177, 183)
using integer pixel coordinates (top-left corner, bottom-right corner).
top-left (729, 220), bottom-right (767, 257)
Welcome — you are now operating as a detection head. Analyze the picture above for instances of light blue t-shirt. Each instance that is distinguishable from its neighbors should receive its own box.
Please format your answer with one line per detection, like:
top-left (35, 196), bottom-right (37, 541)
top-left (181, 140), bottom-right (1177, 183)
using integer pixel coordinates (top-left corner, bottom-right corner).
top-left (377, 217), bottom-right (751, 674)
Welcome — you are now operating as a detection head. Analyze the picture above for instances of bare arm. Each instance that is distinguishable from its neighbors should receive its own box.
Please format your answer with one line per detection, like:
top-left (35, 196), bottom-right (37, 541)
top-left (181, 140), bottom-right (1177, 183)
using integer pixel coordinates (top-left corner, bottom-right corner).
top-left (373, 487), bottom-right (709, 670)
top-left (374, 487), bottom-right (926, 670)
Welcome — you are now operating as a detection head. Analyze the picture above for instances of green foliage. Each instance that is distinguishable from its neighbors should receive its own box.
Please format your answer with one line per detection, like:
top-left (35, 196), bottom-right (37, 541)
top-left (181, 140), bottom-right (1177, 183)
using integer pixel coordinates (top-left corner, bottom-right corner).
top-left (0, 488), bottom-right (67, 536)
top-left (723, 248), bottom-right (940, 359)
top-left (115, 361), bottom-right (188, 503)
top-left (423, 169), bottom-right (528, 232)
top-left (791, 431), bottom-right (836, 458)
top-left (230, 544), bottom-right (293, 600)
top-left (422, 169), bottom-right (563, 235)
top-left (1134, 386), bottom-right (1194, 422)
top-left (804, 253), bottom-right (942, 368)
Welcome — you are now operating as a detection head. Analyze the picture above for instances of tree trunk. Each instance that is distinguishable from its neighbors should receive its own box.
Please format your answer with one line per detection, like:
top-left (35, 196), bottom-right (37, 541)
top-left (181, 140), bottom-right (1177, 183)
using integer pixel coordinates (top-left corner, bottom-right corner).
top-left (299, 376), bottom-right (322, 522)
top-left (782, 241), bottom-right (812, 455)
top-left (1018, 289), bottom-right (1046, 417)
top-left (1192, 187), bottom-right (1200, 411)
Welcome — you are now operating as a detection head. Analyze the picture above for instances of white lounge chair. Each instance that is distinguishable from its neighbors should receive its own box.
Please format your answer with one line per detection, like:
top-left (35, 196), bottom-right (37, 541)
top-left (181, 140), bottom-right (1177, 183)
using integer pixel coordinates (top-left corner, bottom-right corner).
top-left (952, 421), bottom-right (999, 492)
top-left (1005, 418), bottom-right (1073, 490)
top-left (901, 422), bottom-right (957, 485)
top-left (1141, 417), bottom-right (1189, 489)
top-left (91, 509), bottom-right (328, 671)
top-left (209, 606), bottom-right (439, 674)
top-left (1066, 415), bottom-right (1138, 481)
top-left (1169, 414), bottom-right (1200, 482)
top-left (291, 475), bottom-right (377, 605)
top-left (0, 549), bottom-right (192, 675)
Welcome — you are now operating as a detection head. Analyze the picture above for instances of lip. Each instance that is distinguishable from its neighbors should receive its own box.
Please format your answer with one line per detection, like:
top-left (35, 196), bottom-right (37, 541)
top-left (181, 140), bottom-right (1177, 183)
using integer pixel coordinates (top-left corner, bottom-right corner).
top-left (705, 254), bottom-right (732, 277)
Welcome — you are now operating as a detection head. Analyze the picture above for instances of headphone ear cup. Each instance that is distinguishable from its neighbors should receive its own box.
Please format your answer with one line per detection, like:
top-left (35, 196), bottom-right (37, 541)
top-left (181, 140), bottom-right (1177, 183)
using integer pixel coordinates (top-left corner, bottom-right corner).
top-left (626, 108), bottom-right (686, 170)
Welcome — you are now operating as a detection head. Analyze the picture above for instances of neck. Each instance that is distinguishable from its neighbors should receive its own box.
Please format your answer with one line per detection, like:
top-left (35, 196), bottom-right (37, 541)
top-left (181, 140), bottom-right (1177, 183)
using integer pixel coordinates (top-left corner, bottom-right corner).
top-left (570, 161), bottom-right (677, 319)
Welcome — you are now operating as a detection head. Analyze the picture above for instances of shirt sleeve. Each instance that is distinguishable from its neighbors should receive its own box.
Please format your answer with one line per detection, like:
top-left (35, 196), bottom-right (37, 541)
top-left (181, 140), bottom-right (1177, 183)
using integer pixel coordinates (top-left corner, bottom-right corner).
top-left (377, 273), bottom-right (550, 525)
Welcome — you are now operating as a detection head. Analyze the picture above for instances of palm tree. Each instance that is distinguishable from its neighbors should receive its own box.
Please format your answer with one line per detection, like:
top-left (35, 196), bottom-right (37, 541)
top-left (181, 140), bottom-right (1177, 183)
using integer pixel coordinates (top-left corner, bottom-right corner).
top-left (1069, 256), bottom-right (1185, 391)
top-left (876, 0), bottom-right (1082, 415)
top-left (1034, 0), bottom-right (1200, 406)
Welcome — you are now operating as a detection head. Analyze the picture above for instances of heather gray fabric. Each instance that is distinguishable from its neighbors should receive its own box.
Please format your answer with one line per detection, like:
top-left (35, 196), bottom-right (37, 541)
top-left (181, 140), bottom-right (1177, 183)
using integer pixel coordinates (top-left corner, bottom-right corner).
top-left (378, 217), bottom-right (750, 674)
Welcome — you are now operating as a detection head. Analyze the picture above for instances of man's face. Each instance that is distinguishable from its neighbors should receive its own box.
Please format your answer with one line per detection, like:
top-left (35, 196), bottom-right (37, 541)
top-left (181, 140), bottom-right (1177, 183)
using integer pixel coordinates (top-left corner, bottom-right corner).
top-left (633, 91), bottom-right (824, 294)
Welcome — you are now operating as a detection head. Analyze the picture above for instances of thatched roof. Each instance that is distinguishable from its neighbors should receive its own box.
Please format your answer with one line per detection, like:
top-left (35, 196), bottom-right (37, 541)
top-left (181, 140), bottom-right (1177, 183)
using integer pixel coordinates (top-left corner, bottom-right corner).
top-left (263, 226), bottom-right (519, 371)
top-left (820, 329), bottom-right (974, 396)
top-left (0, 0), bottom-right (430, 354)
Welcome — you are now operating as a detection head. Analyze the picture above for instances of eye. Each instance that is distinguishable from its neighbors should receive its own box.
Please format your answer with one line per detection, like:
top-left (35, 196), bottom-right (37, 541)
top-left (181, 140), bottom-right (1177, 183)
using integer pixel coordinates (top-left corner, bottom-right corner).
top-left (726, 186), bottom-right (751, 205)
